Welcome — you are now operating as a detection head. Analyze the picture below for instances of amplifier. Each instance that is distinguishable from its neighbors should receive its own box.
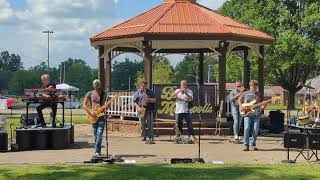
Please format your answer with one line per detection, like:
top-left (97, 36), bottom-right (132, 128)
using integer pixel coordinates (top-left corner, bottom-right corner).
top-left (284, 133), bottom-right (305, 149)
top-left (0, 133), bottom-right (8, 152)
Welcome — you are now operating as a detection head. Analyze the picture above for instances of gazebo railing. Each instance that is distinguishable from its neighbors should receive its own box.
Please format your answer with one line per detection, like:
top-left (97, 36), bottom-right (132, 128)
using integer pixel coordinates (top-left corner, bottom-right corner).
top-left (107, 91), bottom-right (138, 118)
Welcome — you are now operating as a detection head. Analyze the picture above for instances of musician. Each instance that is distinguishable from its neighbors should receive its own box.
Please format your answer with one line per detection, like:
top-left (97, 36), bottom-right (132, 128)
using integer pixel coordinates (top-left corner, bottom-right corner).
top-left (238, 80), bottom-right (268, 151)
top-left (303, 94), bottom-right (315, 116)
top-left (229, 81), bottom-right (245, 142)
top-left (83, 79), bottom-right (108, 157)
top-left (171, 80), bottom-right (195, 143)
top-left (133, 80), bottom-right (156, 143)
top-left (36, 74), bottom-right (57, 128)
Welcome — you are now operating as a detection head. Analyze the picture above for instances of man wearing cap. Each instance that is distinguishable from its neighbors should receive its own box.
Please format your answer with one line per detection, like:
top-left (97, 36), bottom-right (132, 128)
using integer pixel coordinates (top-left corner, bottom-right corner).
top-left (133, 80), bottom-right (157, 144)
top-left (238, 80), bottom-right (267, 151)
top-left (83, 79), bottom-right (108, 157)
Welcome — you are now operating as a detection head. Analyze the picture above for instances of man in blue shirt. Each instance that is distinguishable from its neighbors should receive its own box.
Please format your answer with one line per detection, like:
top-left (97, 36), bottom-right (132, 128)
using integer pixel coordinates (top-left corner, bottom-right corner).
top-left (133, 81), bottom-right (156, 144)
top-left (229, 81), bottom-right (244, 142)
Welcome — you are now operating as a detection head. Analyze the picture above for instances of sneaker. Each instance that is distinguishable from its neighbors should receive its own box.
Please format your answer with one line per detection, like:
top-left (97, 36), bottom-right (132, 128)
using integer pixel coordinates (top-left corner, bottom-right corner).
top-left (92, 152), bottom-right (100, 158)
top-left (234, 135), bottom-right (239, 140)
top-left (243, 145), bottom-right (249, 151)
top-left (141, 136), bottom-right (146, 141)
top-left (250, 146), bottom-right (258, 151)
top-left (238, 136), bottom-right (242, 140)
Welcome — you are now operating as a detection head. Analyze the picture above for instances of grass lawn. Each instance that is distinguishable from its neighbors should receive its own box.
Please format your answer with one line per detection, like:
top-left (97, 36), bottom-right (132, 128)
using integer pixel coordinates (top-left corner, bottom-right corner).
top-left (0, 164), bottom-right (319, 180)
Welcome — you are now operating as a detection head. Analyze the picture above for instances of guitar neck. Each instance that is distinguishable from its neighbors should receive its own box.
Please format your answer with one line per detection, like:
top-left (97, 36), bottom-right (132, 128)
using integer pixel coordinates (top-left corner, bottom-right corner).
top-left (252, 100), bottom-right (271, 109)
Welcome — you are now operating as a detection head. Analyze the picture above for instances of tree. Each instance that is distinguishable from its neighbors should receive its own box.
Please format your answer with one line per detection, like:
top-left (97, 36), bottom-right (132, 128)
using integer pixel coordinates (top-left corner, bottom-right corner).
top-left (112, 58), bottom-right (144, 90)
top-left (0, 51), bottom-right (23, 71)
top-left (9, 70), bottom-right (41, 94)
top-left (153, 57), bottom-right (174, 84)
top-left (219, 0), bottom-right (320, 109)
top-left (174, 55), bottom-right (198, 83)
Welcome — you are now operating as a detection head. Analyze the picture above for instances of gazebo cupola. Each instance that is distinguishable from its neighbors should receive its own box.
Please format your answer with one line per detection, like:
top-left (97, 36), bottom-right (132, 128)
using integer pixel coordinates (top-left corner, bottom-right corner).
top-left (90, 0), bottom-right (274, 114)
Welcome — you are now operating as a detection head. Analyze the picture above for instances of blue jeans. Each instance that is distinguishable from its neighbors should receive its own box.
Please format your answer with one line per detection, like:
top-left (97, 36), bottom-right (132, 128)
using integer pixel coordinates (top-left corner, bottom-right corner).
top-left (231, 107), bottom-right (242, 136)
top-left (176, 113), bottom-right (194, 136)
top-left (92, 117), bottom-right (106, 154)
top-left (243, 115), bottom-right (260, 146)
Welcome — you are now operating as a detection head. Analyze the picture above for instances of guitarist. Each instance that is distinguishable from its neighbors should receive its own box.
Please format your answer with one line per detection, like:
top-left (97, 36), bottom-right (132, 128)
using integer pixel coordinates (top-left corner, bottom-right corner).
top-left (229, 81), bottom-right (245, 142)
top-left (83, 79), bottom-right (107, 157)
top-left (238, 80), bottom-right (268, 151)
top-left (133, 80), bottom-right (157, 144)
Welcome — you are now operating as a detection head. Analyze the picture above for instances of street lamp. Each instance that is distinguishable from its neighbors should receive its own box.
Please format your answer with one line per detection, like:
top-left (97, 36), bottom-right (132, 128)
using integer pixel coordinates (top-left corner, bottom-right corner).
top-left (42, 30), bottom-right (54, 72)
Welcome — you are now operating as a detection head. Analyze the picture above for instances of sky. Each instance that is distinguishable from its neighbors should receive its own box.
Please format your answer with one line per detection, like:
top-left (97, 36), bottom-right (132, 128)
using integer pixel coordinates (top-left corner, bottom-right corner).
top-left (0, 0), bottom-right (227, 68)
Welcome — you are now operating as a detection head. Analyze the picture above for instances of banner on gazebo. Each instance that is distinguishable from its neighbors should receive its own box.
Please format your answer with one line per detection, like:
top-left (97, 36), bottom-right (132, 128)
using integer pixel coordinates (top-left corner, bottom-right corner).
top-left (153, 84), bottom-right (219, 120)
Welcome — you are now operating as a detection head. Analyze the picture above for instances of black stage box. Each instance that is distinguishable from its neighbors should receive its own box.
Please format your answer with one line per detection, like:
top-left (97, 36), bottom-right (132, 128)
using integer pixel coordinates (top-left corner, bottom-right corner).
top-left (269, 111), bottom-right (284, 133)
top-left (284, 133), bottom-right (305, 149)
top-left (15, 126), bottom-right (72, 151)
top-left (0, 133), bottom-right (8, 152)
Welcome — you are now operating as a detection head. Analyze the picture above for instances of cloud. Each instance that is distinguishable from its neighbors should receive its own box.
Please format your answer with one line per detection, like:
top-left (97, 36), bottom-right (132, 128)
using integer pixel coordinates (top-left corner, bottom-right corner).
top-left (0, 0), bottom-right (13, 22)
top-left (198, 0), bottom-right (227, 10)
top-left (0, 0), bottom-right (120, 68)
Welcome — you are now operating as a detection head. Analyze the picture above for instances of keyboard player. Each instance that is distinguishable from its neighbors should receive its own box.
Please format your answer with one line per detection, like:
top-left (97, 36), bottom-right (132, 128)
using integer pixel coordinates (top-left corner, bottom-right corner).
top-left (36, 74), bottom-right (58, 128)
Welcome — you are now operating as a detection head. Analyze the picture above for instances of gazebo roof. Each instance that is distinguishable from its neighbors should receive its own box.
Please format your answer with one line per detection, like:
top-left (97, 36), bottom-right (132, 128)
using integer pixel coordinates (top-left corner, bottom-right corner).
top-left (90, 0), bottom-right (274, 44)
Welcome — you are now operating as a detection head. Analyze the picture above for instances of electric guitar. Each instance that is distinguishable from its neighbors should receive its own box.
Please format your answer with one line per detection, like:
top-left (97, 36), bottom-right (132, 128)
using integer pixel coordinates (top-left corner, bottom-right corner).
top-left (87, 94), bottom-right (120, 124)
top-left (240, 99), bottom-right (272, 116)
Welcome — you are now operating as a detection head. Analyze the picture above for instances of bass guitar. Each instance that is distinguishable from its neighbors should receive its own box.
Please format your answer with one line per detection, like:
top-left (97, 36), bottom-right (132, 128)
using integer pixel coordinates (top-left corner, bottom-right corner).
top-left (240, 99), bottom-right (272, 116)
top-left (87, 94), bottom-right (120, 124)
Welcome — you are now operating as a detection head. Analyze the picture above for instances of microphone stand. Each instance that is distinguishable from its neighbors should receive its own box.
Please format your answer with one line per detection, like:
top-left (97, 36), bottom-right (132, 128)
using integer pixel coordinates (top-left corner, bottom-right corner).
top-left (281, 89), bottom-right (295, 163)
top-left (196, 82), bottom-right (204, 162)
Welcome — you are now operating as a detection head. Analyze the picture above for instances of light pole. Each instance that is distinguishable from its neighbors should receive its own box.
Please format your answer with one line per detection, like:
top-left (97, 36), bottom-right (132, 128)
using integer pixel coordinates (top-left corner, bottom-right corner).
top-left (42, 30), bottom-right (54, 72)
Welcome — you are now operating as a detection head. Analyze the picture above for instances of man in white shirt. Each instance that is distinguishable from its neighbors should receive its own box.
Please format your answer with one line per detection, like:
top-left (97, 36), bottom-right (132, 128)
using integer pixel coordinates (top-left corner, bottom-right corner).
top-left (171, 80), bottom-right (195, 143)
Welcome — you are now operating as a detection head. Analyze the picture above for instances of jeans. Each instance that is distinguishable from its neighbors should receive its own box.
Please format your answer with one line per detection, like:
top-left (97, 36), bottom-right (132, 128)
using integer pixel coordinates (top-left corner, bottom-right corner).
top-left (231, 107), bottom-right (242, 136)
top-left (176, 113), bottom-right (194, 136)
top-left (36, 102), bottom-right (57, 127)
top-left (92, 117), bottom-right (106, 154)
top-left (243, 115), bottom-right (260, 146)
top-left (139, 111), bottom-right (154, 140)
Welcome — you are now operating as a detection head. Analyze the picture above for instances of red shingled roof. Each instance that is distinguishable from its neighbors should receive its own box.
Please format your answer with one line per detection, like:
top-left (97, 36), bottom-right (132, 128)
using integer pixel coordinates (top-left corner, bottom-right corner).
top-left (90, 0), bottom-right (274, 42)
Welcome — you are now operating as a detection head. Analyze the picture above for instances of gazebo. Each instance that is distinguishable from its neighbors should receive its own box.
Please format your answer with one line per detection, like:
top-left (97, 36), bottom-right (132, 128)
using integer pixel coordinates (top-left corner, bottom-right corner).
top-left (90, 0), bottom-right (274, 113)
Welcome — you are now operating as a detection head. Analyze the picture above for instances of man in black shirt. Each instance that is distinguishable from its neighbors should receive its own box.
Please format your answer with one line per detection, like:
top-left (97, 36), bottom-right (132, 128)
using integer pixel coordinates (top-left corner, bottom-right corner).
top-left (36, 74), bottom-right (58, 127)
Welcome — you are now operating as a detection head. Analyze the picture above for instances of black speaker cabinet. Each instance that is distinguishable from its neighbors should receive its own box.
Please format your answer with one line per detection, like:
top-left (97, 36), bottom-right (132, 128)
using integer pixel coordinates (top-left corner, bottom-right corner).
top-left (51, 129), bottom-right (69, 149)
top-left (0, 133), bottom-right (8, 152)
top-left (16, 130), bottom-right (32, 151)
top-left (69, 125), bottom-right (74, 144)
top-left (31, 130), bottom-right (47, 150)
top-left (284, 133), bottom-right (305, 149)
top-left (309, 134), bottom-right (320, 150)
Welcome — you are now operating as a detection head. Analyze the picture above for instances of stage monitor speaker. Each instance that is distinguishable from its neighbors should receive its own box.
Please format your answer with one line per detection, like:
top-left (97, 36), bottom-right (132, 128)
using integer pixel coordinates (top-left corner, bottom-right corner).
top-left (284, 133), bottom-right (305, 149)
top-left (0, 133), bottom-right (8, 152)
top-left (21, 113), bottom-right (40, 126)
top-left (269, 110), bottom-right (284, 133)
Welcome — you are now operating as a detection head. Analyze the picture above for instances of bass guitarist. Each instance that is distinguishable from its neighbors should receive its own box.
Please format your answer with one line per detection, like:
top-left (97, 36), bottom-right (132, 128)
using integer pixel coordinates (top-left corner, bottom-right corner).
top-left (83, 79), bottom-right (108, 157)
top-left (238, 80), bottom-right (269, 151)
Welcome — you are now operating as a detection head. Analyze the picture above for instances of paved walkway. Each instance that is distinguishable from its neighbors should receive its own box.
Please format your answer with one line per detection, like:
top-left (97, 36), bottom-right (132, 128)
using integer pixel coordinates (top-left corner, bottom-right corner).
top-left (0, 125), bottom-right (316, 164)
